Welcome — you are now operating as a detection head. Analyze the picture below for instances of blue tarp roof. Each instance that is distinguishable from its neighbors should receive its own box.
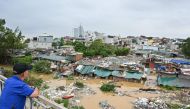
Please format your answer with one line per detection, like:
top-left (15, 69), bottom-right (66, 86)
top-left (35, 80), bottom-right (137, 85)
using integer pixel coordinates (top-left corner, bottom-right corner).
top-left (125, 72), bottom-right (143, 80)
top-left (94, 68), bottom-right (112, 77)
top-left (170, 59), bottom-right (190, 65)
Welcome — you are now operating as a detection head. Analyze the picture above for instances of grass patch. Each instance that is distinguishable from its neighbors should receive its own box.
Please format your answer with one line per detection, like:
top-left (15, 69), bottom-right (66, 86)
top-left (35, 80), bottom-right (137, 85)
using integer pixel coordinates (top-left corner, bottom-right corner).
top-left (100, 83), bottom-right (116, 92)
top-left (74, 81), bottom-right (84, 88)
top-left (167, 103), bottom-right (183, 109)
top-left (67, 75), bottom-right (74, 80)
top-left (160, 85), bottom-right (180, 91)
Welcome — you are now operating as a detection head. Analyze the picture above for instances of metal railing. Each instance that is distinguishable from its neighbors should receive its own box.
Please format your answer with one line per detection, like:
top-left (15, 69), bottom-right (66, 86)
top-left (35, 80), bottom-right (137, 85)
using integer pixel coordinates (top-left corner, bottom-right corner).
top-left (0, 75), bottom-right (66, 109)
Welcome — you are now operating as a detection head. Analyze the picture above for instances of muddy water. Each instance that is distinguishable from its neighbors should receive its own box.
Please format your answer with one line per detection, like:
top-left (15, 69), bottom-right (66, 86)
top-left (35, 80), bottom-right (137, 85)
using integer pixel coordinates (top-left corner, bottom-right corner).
top-left (48, 78), bottom-right (160, 109)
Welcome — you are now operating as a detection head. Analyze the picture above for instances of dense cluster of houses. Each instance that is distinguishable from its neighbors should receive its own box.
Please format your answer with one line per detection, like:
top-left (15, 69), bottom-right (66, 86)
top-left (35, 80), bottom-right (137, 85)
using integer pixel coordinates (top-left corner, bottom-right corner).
top-left (22, 34), bottom-right (190, 88)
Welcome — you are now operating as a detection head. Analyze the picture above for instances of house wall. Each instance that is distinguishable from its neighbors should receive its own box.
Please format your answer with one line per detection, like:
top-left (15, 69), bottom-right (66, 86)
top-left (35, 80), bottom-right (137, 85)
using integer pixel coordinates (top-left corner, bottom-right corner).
top-left (28, 41), bottom-right (52, 49)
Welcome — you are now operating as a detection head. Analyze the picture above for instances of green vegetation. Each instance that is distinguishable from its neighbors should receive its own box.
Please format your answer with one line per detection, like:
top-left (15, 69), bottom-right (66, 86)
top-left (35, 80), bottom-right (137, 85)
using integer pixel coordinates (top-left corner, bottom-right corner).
top-left (67, 75), bottom-right (74, 80)
top-left (3, 69), bottom-right (13, 78)
top-left (12, 55), bottom-right (32, 65)
top-left (160, 85), bottom-right (180, 91)
top-left (52, 37), bottom-right (64, 48)
top-left (0, 19), bottom-right (26, 64)
top-left (54, 99), bottom-right (69, 108)
top-left (74, 81), bottom-right (84, 88)
top-left (24, 76), bottom-right (43, 88)
top-left (33, 60), bottom-right (51, 73)
top-left (100, 83), bottom-right (116, 92)
top-left (181, 37), bottom-right (190, 58)
top-left (167, 103), bottom-right (183, 109)
top-left (115, 47), bottom-right (130, 56)
top-left (41, 84), bottom-right (50, 90)
top-left (71, 39), bottom-right (130, 57)
top-left (71, 106), bottom-right (85, 109)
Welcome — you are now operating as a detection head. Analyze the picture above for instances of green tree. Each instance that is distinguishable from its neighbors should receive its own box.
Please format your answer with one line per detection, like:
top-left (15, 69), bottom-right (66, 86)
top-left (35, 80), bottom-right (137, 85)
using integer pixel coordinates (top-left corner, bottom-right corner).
top-left (59, 37), bottom-right (64, 46)
top-left (33, 60), bottom-right (51, 73)
top-left (73, 41), bottom-right (86, 52)
top-left (12, 56), bottom-right (32, 65)
top-left (0, 19), bottom-right (25, 64)
top-left (115, 47), bottom-right (130, 56)
top-left (181, 37), bottom-right (190, 58)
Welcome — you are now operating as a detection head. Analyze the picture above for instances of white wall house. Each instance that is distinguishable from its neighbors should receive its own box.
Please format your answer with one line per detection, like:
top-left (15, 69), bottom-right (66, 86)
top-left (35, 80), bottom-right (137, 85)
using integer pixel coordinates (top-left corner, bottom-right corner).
top-left (28, 35), bottom-right (53, 49)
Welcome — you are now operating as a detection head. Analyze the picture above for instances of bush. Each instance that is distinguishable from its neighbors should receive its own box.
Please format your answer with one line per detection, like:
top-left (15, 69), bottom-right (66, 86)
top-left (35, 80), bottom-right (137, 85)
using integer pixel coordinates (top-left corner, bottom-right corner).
top-left (12, 56), bottom-right (32, 65)
top-left (160, 85), bottom-right (180, 91)
top-left (67, 75), bottom-right (74, 80)
top-left (71, 106), bottom-right (85, 109)
top-left (3, 70), bottom-right (14, 78)
top-left (33, 60), bottom-right (51, 73)
top-left (24, 76), bottom-right (43, 88)
top-left (74, 81), bottom-right (84, 88)
top-left (42, 84), bottom-right (50, 90)
top-left (100, 83), bottom-right (115, 92)
top-left (54, 99), bottom-right (69, 108)
top-left (167, 103), bottom-right (182, 109)
top-left (115, 48), bottom-right (130, 56)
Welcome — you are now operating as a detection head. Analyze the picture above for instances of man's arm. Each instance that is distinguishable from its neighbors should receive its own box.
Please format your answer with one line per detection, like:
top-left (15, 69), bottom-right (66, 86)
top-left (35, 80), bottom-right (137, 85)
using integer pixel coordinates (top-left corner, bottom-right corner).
top-left (30, 88), bottom-right (39, 97)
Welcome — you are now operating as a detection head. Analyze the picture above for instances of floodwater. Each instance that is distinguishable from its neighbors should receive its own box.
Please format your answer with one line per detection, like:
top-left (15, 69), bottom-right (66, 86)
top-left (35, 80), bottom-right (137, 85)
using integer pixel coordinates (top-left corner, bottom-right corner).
top-left (48, 78), bottom-right (160, 109)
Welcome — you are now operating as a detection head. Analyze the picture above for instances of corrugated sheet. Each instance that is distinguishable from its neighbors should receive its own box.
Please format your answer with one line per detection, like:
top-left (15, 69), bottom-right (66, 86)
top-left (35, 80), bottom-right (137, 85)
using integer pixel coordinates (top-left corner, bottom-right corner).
top-left (94, 68), bottom-right (112, 77)
top-left (125, 72), bottom-right (143, 80)
top-left (112, 70), bottom-right (123, 77)
top-left (158, 76), bottom-right (190, 88)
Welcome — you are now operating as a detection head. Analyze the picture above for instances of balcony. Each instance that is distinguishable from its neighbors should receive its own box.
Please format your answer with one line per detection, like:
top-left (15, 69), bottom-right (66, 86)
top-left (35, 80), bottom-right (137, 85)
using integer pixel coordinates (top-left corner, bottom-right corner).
top-left (0, 75), bottom-right (66, 109)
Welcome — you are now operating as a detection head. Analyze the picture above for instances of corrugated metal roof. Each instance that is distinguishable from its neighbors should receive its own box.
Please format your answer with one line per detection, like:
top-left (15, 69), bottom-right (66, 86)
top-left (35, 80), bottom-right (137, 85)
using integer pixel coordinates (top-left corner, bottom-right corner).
top-left (94, 68), bottom-right (112, 77)
top-left (125, 72), bottom-right (143, 80)
top-left (37, 54), bottom-right (68, 62)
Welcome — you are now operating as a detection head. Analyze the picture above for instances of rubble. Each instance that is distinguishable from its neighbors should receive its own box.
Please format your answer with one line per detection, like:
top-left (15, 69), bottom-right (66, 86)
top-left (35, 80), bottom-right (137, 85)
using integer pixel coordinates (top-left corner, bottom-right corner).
top-left (99, 100), bottom-right (115, 109)
top-left (134, 98), bottom-right (168, 109)
top-left (42, 83), bottom-right (96, 100)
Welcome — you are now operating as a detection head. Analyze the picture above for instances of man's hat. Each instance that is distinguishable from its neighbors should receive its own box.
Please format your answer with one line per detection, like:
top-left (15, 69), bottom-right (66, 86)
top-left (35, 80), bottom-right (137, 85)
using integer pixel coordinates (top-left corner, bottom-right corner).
top-left (13, 63), bottom-right (32, 74)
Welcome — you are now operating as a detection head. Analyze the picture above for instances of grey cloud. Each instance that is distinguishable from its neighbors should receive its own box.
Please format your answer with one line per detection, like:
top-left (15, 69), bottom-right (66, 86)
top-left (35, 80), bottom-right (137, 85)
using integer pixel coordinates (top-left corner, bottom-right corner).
top-left (0, 0), bottom-right (190, 38)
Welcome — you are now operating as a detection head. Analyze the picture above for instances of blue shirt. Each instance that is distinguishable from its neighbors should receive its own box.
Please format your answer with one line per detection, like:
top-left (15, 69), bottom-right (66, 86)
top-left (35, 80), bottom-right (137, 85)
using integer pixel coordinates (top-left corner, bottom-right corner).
top-left (0, 76), bottom-right (34, 109)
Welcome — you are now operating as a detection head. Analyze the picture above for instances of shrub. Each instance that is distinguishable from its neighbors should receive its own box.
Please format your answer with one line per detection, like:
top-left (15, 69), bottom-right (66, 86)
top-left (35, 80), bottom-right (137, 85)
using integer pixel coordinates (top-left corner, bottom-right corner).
top-left (67, 75), bottom-right (74, 80)
top-left (71, 106), bottom-right (85, 109)
top-left (12, 56), bottom-right (32, 65)
top-left (160, 85), bottom-right (180, 91)
top-left (24, 76), bottom-right (43, 88)
top-left (100, 83), bottom-right (115, 92)
top-left (74, 81), bottom-right (84, 88)
top-left (33, 60), bottom-right (51, 73)
top-left (167, 103), bottom-right (182, 109)
top-left (3, 70), bottom-right (14, 78)
top-left (54, 99), bottom-right (69, 108)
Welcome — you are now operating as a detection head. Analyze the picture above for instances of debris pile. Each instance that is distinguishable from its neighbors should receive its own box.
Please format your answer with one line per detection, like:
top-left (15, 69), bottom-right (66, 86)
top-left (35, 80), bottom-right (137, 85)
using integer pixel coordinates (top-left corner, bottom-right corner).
top-left (134, 98), bottom-right (168, 109)
top-left (99, 100), bottom-right (115, 109)
top-left (42, 83), bottom-right (96, 100)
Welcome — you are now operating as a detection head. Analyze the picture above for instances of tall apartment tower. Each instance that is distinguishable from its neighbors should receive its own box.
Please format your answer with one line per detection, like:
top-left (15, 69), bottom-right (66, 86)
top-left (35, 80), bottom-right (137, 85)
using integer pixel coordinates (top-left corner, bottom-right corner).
top-left (74, 25), bottom-right (84, 38)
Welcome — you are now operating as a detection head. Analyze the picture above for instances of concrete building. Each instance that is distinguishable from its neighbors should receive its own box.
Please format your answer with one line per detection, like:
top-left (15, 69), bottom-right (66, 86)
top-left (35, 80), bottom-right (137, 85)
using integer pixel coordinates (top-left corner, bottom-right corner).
top-left (28, 35), bottom-right (53, 49)
top-left (74, 25), bottom-right (84, 38)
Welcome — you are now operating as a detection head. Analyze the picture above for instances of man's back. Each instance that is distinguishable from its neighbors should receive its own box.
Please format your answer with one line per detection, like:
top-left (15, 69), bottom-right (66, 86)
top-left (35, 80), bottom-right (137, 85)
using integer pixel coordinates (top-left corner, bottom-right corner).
top-left (0, 76), bottom-right (34, 109)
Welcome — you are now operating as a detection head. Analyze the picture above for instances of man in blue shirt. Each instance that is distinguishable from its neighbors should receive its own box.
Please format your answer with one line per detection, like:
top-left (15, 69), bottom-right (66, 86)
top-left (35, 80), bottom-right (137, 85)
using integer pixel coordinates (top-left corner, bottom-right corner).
top-left (0, 64), bottom-right (39, 109)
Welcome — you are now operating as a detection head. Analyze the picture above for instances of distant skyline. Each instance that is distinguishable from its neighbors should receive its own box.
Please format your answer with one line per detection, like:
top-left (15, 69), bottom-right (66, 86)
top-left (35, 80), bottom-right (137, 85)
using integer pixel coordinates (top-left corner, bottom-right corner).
top-left (0, 0), bottom-right (190, 38)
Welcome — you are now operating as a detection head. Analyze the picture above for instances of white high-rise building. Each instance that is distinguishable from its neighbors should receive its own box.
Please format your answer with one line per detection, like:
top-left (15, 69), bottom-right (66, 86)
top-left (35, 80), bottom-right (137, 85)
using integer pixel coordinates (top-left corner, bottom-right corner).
top-left (73, 25), bottom-right (84, 38)
top-left (74, 28), bottom-right (79, 38)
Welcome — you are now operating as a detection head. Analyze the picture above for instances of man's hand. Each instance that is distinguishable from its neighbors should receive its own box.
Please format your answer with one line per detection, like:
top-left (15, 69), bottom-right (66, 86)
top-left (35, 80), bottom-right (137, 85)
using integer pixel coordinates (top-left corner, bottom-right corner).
top-left (30, 88), bottom-right (39, 97)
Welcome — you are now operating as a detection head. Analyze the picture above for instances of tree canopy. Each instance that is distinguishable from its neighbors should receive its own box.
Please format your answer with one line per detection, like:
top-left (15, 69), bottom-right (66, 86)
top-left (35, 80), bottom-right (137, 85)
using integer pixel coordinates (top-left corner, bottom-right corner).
top-left (0, 19), bottom-right (25, 64)
top-left (72, 39), bottom-right (130, 57)
top-left (181, 37), bottom-right (190, 58)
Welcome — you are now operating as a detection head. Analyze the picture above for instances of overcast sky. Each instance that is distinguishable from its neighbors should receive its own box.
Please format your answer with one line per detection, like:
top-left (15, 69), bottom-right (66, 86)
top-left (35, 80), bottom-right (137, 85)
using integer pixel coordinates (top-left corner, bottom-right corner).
top-left (0, 0), bottom-right (190, 38)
